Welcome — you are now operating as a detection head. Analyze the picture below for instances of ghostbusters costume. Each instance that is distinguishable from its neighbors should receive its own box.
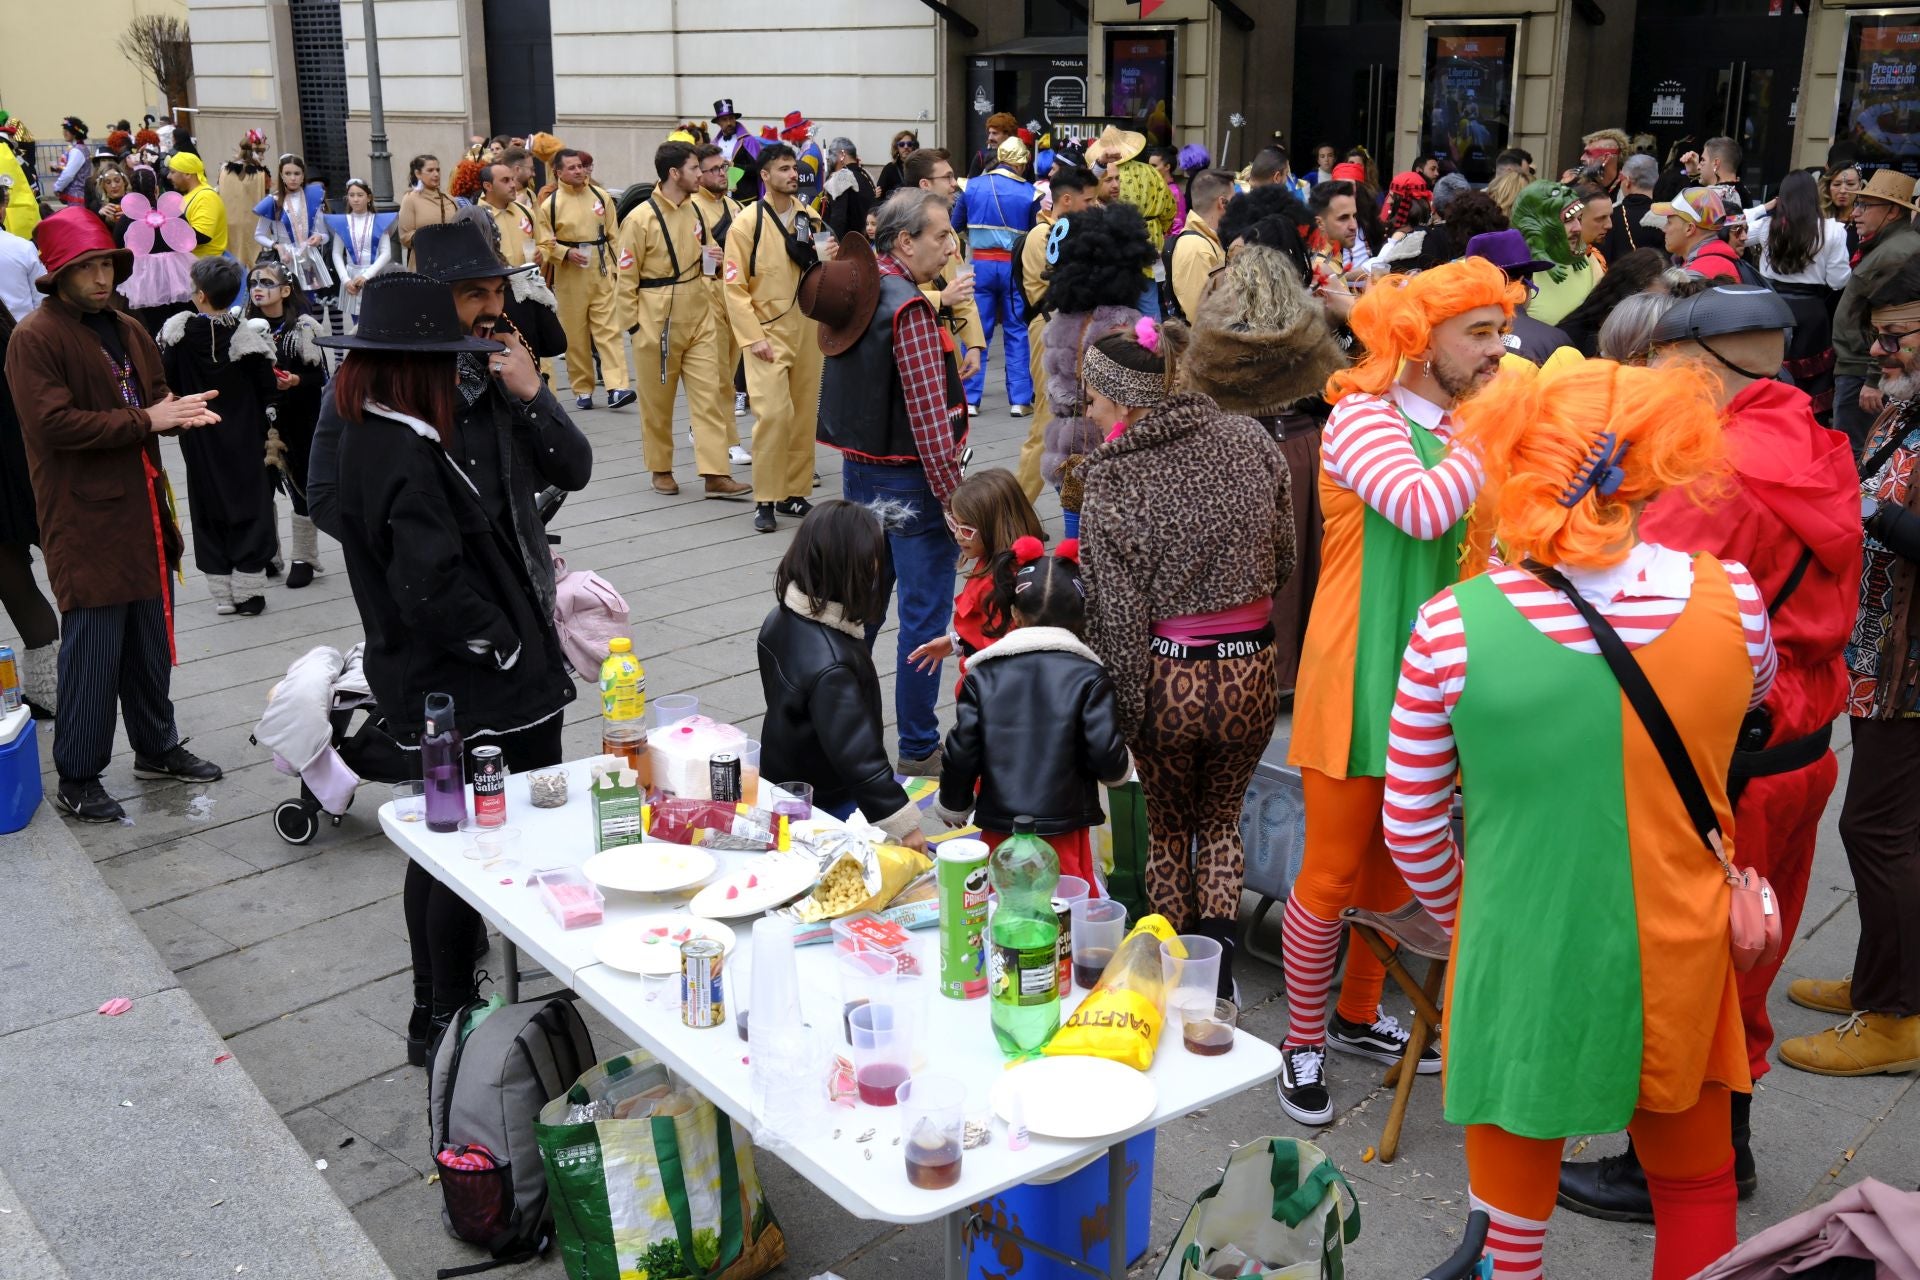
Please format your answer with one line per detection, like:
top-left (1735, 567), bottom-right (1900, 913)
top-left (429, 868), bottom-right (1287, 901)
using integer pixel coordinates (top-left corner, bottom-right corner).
top-left (538, 178), bottom-right (630, 400)
top-left (724, 194), bottom-right (823, 506)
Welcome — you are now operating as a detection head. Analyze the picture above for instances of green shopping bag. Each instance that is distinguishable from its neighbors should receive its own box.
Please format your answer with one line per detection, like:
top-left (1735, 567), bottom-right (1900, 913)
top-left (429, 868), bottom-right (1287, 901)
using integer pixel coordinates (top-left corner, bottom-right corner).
top-left (535, 1050), bottom-right (786, 1280)
top-left (1099, 780), bottom-right (1153, 923)
top-left (1157, 1138), bottom-right (1361, 1280)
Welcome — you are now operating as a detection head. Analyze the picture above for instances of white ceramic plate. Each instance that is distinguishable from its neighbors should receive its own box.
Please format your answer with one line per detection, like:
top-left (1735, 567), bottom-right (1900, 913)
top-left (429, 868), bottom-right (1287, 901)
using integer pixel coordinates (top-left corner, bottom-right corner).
top-left (687, 856), bottom-right (819, 918)
top-left (580, 844), bottom-right (716, 895)
top-left (593, 914), bottom-right (738, 976)
top-left (988, 1056), bottom-right (1158, 1141)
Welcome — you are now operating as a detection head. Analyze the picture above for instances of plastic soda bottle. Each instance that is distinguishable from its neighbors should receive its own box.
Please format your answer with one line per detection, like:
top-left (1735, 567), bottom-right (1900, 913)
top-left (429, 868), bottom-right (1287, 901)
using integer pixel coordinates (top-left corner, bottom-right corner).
top-left (988, 817), bottom-right (1061, 1058)
top-left (599, 638), bottom-right (649, 785)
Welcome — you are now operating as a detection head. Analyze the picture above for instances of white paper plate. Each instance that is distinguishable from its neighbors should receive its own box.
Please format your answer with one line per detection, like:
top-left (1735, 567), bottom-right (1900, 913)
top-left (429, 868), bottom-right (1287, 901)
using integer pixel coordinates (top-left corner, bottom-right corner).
top-left (593, 915), bottom-right (738, 976)
top-left (580, 844), bottom-right (715, 895)
top-left (989, 1056), bottom-right (1157, 1141)
top-left (687, 856), bottom-right (818, 918)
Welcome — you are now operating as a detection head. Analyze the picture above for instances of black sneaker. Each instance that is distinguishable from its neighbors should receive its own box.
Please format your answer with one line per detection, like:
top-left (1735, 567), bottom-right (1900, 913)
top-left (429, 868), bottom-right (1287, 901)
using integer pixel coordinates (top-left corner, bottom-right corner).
top-left (285, 561), bottom-right (315, 589)
top-left (57, 777), bottom-right (125, 823)
top-left (575, 393), bottom-right (594, 411)
top-left (234, 595), bottom-right (267, 617)
top-left (1329, 1010), bottom-right (1442, 1074)
top-left (608, 388), bottom-right (637, 409)
top-left (1277, 1044), bottom-right (1334, 1125)
top-left (753, 503), bottom-right (778, 533)
top-left (132, 743), bottom-right (224, 783)
top-left (775, 497), bottom-right (813, 518)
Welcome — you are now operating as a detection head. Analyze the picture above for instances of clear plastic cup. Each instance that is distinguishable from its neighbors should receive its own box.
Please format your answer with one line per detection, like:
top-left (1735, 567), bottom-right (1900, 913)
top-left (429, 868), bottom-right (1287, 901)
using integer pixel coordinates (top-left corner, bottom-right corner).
top-left (472, 825), bottom-right (521, 866)
top-left (1053, 876), bottom-right (1091, 990)
top-left (898, 1074), bottom-right (966, 1188)
top-left (1070, 899), bottom-right (1129, 990)
top-left (1181, 998), bottom-right (1237, 1055)
top-left (838, 949), bottom-right (897, 1043)
top-left (1161, 935), bottom-right (1224, 1030)
top-left (390, 780), bottom-right (425, 823)
top-left (770, 781), bottom-right (813, 821)
top-left (738, 739), bottom-right (762, 806)
top-left (649, 694), bottom-right (699, 731)
top-left (849, 1002), bottom-right (911, 1106)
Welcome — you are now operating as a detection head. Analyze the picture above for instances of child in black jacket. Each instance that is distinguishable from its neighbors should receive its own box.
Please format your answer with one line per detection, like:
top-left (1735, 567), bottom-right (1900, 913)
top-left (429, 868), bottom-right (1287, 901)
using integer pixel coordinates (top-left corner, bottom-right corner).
top-left (934, 536), bottom-right (1133, 887)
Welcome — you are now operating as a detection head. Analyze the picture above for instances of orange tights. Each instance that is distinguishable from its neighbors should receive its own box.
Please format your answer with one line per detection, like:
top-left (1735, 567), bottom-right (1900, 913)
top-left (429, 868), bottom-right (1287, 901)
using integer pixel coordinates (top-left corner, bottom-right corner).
top-left (1286, 770), bottom-right (1413, 1035)
top-left (1466, 1086), bottom-right (1735, 1278)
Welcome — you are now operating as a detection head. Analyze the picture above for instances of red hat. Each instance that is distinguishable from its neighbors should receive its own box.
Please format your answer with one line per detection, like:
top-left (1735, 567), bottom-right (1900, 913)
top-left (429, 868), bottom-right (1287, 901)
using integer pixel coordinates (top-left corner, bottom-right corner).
top-left (781, 111), bottom-right (812, 140)
top-left (1331, 161), bottom-right (1368, 184)
top-left (33, 207), bottom-right (133, 294)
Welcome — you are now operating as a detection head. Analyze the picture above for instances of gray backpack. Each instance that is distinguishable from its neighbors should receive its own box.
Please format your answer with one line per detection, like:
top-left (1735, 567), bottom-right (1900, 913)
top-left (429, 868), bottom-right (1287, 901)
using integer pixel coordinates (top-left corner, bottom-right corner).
top-left (428, 996), bottom-right (595, 1272)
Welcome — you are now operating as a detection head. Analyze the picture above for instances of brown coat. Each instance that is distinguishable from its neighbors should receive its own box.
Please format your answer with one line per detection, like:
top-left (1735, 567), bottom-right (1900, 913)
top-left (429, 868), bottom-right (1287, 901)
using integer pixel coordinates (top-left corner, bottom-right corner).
top-left (4, 296), bottom-right (183, 611)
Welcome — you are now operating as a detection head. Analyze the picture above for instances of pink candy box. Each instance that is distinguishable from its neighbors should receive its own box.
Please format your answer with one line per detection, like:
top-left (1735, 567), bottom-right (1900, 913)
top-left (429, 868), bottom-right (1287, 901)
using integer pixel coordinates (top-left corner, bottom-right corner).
top-left (530, 868), bottom-right (605, 929)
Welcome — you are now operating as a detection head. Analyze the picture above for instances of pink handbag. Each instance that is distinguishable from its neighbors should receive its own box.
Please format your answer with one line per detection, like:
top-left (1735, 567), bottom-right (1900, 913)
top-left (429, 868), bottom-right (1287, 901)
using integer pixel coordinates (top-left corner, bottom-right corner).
top-left (550, 554), bottom-right (630, 679)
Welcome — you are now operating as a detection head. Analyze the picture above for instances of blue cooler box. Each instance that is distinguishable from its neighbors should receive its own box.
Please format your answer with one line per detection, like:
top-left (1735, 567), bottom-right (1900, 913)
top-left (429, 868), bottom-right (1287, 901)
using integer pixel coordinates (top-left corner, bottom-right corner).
top-left (0, 707), bottom-right (41, 833)
top-left (965, 1130), bottom-right (1154, 1280)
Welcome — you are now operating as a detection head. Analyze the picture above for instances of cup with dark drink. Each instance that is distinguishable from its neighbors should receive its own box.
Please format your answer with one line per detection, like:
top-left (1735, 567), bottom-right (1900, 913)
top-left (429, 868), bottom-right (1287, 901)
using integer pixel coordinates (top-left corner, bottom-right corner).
top-left (1070, 898), bottom-right (1128, 990)
top-left (897, 1074), bottom-right (966, 1189)
top-left (1181, 998), bottom-right (1238, 1056)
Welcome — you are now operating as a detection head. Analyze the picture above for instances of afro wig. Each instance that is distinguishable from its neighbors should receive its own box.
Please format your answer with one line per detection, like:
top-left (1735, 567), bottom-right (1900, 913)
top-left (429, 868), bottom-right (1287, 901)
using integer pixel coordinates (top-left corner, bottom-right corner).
top-left (1219, 183), bottom-right (1312, 251)
top-left (1044, 203), bottom-right (1157, 315)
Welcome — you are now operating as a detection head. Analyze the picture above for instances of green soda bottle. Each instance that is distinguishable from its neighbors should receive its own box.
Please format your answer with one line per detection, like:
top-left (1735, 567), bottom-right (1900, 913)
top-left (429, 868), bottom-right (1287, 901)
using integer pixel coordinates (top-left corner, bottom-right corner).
top-left (988, 817), bottom-right (1061, 1058)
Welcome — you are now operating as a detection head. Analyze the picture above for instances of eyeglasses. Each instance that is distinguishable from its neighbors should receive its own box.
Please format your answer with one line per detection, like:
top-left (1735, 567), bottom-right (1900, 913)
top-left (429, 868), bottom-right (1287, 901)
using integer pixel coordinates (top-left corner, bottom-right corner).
top-left (1870, 326), bottom-right (1920, 351)
top-left (942, 511), bottom-right (979, 542)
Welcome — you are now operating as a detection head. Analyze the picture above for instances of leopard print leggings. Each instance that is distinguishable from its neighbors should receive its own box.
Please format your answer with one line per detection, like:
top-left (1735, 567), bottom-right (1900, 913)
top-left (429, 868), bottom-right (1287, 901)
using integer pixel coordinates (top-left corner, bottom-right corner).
top-left (1131, 645), bottom-right (1280, 931)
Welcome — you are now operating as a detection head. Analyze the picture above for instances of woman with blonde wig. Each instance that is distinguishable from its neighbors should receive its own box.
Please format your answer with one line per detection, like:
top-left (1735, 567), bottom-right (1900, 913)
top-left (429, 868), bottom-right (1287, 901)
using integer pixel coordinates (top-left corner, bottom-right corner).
top-left (1278, 257), bottom-right (1522, 1125)
top-left (1381, 357), bottom-right (1777, 1279)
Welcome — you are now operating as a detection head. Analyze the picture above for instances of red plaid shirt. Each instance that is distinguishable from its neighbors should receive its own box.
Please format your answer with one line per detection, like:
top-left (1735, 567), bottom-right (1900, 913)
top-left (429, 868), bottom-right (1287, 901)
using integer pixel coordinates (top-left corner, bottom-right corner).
top-left (878, 253), bottom-right (964, 504)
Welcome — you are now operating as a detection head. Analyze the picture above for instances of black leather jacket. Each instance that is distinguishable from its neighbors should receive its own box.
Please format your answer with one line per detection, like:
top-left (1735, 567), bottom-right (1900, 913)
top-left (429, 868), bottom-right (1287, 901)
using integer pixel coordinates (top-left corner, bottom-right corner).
top-left (757, 589), bottom-right (919, 841)
top-left (936, 627), bottom-right (1133, 834)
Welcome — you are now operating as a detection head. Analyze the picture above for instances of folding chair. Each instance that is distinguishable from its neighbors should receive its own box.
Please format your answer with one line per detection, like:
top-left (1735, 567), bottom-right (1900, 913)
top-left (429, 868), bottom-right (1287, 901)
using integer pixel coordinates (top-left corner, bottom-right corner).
top-left (1340, 898), bottom-right (1449, 1164)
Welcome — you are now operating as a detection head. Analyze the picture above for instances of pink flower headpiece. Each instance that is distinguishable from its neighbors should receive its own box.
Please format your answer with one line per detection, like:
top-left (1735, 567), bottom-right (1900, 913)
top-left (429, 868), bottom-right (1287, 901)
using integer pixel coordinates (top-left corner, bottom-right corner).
top-left (1134, 315), bottom-right (1160, 353)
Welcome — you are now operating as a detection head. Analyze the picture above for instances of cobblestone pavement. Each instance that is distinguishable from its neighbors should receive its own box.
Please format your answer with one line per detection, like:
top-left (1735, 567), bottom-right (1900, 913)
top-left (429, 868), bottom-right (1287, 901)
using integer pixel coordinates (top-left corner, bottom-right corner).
top-left (11, 374), bottom-right (1912, 1278)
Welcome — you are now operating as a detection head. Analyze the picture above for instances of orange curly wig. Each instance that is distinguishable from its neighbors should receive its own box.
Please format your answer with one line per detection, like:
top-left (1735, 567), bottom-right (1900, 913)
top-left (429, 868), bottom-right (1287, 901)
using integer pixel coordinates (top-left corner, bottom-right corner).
top-left (1324, 257), bottom-right (1525, 402)
top-left (450, 157), bottom-right (486, 200)
top-left (1452, 357), bottom-right (1728, 572)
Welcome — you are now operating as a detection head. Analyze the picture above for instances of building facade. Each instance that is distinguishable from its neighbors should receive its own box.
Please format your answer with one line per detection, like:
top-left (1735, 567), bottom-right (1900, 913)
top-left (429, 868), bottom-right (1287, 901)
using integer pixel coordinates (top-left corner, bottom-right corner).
top-left (180, 0), bottom-right (1914, 198)
top-left (0, 0), bottom-right (188, 143)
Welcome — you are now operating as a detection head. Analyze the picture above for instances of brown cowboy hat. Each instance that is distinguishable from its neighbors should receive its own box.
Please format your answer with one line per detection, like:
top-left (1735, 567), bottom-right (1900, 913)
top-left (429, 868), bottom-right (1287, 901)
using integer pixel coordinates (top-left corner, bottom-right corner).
top-left (1858, 169), bottom-right (1919, 213)
top-left (797, 230), bottom-right (879, 357)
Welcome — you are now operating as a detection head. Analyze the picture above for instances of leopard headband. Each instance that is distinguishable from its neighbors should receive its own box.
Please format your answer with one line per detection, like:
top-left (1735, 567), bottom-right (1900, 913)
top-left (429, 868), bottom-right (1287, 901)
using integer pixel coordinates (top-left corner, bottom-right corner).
top-left (1082, 344), bottom-right (1164, 409)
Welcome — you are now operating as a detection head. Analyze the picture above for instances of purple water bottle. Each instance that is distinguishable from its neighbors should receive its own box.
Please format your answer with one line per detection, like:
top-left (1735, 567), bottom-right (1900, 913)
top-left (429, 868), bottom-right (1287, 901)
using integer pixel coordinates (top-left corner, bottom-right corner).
top-left (422, 692), bottom-right (467, 833)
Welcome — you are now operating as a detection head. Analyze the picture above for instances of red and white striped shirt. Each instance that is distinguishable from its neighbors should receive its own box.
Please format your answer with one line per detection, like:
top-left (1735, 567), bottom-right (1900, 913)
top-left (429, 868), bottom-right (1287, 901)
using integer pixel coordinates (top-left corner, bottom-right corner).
top-left (1382, 544), bottom-right (1778, 931)
top-left (1323, 387), bottom-right (1483, 540)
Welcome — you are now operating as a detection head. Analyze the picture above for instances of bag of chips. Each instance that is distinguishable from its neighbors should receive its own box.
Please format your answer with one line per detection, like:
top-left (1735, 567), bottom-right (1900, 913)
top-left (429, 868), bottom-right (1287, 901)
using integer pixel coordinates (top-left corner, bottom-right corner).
top-left (776, 836), bottom-right (932, 924)
top-left (1043, 914), bottom-right (1178, 1072)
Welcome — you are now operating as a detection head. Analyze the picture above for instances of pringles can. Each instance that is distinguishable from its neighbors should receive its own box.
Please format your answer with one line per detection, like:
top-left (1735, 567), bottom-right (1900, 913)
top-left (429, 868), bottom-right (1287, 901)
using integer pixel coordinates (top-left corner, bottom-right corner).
top-left (936, 839), bottom-right (991, 999)
top-left (681, 938), bottom-right (725, 1028)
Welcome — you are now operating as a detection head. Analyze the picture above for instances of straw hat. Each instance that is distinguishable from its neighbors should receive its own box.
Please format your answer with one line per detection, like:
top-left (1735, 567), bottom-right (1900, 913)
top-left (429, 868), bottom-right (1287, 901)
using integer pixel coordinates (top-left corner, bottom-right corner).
top-left (1091, 124), bottom-right (1146, 166)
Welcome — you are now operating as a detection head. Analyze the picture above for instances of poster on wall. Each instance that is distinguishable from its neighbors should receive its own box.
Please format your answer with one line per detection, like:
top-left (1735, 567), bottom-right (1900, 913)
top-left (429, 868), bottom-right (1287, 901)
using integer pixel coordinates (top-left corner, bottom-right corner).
top-left (1105, 29), bottom-right (1176, 140)
top-left (1650, 80), bottom-right (1687, 123)
top-left (1837, 13), bottom-right (1920, 178)
top-left (1420, 25), bottom-right (1516, 183)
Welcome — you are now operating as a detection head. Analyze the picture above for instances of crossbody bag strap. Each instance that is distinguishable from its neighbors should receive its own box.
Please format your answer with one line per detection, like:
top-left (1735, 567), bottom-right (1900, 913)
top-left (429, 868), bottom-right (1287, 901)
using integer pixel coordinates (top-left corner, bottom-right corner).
top-left (1529, 564), bottom-right (1728, 869)
top-left (1769, 546), bottom-right (1815, 618)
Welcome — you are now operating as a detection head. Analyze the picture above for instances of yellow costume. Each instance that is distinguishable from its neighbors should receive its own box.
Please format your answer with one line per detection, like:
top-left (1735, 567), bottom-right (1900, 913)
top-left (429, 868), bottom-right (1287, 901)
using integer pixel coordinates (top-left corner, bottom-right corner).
top-left (1017, 209), bottom-right (1054, 502)
top-left (486, 195), bottom-right (539, 267)
top-left (692, 187), bottom-right (744, 430)
top-left (537, 181), bottom-right (629, 397)
top-left (1170, 218), bottom-right (1224, 322)
top-left (617, 187), bottom-right (732, 476)
top-left (168, 155), bottom-right (227, 259)
top-left (0, 143), bottom-right (37, 239)
top-left (724, 197), bottom-right (822, 502)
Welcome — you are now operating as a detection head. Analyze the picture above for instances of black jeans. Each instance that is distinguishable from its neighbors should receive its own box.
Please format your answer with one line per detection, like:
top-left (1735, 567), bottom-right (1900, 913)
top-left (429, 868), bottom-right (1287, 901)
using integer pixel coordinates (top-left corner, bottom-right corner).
top-left (1836, 715), bottom-right (1920, 1016)
top-left (403, 714), bottom-right (566, 1010)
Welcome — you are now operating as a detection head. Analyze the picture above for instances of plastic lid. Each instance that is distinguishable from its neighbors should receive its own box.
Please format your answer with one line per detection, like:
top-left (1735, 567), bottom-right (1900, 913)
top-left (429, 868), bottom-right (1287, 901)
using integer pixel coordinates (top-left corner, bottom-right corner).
top-left (1011, 815), bottom-right (1037, 835)
top-left (608, 637), bottom-right (632, 653)
top-left (0, 706), bottom-right (28, 750)
top-left (424, 692), bottom-right (455, 730)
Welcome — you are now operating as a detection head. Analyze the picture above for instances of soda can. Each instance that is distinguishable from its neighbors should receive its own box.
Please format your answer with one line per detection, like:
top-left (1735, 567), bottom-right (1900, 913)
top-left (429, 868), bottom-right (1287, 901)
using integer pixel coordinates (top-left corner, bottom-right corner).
top-left (708, 752), bottom-right (742, 802)
top-left (936, 839), bottom-right (991, 999)
top-left (681, 938), bottom-right (726, 1028)
top-left (0, 645), bottom-right (17, 713)
top-left (471, 746), bottom-right (507, 827)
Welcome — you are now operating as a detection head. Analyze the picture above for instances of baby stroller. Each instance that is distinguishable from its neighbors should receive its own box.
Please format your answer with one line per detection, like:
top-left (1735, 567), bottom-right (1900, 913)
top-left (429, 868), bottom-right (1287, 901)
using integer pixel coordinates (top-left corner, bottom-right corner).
top-left (251, 642), bottom-right (411, 845)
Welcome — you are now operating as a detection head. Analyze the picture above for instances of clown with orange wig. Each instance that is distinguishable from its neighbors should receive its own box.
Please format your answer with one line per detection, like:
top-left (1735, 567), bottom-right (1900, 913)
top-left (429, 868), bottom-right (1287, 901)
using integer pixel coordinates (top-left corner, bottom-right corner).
top-left (1382, 357), bottom-right (1777, 1280)
top-left (1279, 257), bottom-right (1521, 1126)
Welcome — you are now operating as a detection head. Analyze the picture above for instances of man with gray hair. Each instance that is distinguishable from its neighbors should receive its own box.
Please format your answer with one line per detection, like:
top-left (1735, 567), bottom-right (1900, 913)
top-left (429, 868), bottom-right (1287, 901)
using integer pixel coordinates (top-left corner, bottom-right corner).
top-left (804, 187), bottom-right (968, 775)
top-left (821, 136), bottom-right (878, 241)
top-left (1602, 151), bottom-right (1666, 261)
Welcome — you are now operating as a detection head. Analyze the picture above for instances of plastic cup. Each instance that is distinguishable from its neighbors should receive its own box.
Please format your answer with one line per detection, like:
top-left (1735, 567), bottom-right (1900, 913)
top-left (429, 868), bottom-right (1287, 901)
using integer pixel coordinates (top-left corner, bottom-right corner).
top-left (390, 780), bottom-right (425, 823)
top-left (649, 694), bottom-right (699, 731)
top-left (898, 1074), bottom-right (966, 1189)
top-left (471, 825), bottom-right (521, 865)
top-left (838, 949), bottom-right (898, 1043)
top-left (770, 781), bottom-right (813, 821)
top-left (1161, 936), bottom-right (1224, 1030)
top-left (1070, 899), bottom-right (1129, 990)
top-left (849, 1002), bottom-right (911, 1106)
top-left (1181, 998), bottom-right (1237, 1056)
top-left (738, 739), bottom-right (762, 806)
top-left (1053, 876), bottom-right (1091, 990)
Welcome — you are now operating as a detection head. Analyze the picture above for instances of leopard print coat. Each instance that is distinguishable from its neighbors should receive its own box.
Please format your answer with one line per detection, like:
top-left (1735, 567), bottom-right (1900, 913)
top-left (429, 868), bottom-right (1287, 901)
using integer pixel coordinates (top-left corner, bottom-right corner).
top-left (1079, 392), bottom-right (1295, 735)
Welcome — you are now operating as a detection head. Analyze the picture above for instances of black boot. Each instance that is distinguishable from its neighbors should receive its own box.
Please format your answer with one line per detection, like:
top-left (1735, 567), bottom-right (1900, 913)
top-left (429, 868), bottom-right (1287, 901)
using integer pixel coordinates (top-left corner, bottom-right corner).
top-left (405, 980), bottom-right (433, 1067)
top-left (1557, 1138), bottom-right (1653, 1223)
top-left (1195, 917), bottom-right (1239, 1002)
top-left (1732, 1090), bottom-right (1757, 1199)
top-left (427, 997), bottom-right (472, 1063)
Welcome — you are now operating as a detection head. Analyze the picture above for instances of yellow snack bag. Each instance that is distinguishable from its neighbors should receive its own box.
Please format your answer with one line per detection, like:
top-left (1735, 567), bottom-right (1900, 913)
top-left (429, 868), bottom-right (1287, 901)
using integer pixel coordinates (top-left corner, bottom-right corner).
top-left (1043, 914), bottom-right (1179, 1071)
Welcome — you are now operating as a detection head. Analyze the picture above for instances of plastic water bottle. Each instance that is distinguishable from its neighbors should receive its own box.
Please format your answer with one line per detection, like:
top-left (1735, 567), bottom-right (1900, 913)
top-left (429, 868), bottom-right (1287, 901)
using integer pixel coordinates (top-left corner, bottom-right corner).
top-left (988, 817), bottom-right (1061, 1058)
top-left (599, 637), bottom-right (648, 786)
top-left (421, 692), bottom-right (466, 833)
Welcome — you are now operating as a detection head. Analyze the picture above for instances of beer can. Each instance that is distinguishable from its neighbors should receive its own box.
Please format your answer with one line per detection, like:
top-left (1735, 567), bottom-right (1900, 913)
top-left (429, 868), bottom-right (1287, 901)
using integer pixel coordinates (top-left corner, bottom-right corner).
top-left (936, 839), bottom-right (991, 999)
top-left (681, 938), bottom-right (726, 1028)
top-left (0, 645), bottom-right (17, 714)
top-left (471, 745), bottom-right (507, 827)
top-left (708, 752), bottom-right (742, 802)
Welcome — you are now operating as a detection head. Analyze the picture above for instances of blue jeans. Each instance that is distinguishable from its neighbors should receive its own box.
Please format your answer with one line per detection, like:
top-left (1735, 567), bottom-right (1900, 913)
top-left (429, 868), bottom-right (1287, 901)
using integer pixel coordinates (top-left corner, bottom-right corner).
top-left (962, 257), bottom-right (1034, 408)
top-left (839, 458), bottom-right (958, 760)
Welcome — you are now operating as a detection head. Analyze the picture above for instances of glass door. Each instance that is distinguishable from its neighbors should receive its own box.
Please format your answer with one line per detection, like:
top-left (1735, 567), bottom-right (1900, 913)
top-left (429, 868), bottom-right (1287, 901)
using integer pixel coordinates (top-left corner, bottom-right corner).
top-left (1292, 0), bottom-right (1402, 171)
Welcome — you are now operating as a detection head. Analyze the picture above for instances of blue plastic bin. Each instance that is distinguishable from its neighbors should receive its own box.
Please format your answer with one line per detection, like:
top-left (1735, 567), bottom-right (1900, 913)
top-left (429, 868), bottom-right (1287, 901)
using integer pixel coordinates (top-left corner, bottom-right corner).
top-left (0, 708), bottom-right (42, 833)
top-left (965, 1130), bottom-right (1155, 1280)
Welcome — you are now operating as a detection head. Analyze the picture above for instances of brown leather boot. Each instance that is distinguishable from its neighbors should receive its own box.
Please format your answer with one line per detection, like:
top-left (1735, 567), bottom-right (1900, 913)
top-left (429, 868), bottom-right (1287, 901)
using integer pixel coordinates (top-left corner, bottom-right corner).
top-left (702, 474), bottom-right (752, 500)
top-left (651, 472), bottom-right (680, 496)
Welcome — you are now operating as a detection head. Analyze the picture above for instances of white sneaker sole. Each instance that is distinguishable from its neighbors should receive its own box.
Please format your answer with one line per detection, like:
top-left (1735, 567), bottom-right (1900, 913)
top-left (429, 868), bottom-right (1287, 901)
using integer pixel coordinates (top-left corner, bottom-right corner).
top-left (1276, 1080), bottom-right (1334, 1126)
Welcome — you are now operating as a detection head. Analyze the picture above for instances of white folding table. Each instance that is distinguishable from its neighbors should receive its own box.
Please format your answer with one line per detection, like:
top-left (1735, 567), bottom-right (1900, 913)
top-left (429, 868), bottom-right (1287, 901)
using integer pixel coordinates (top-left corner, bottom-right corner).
top-left (381, 758), bottom-right (1281, 1280)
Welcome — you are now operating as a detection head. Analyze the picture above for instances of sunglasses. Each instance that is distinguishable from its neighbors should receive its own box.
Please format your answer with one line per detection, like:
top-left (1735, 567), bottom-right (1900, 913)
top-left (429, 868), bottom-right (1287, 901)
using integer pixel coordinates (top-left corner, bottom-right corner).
top-left (1870, 326), bottom-right (1920, 351)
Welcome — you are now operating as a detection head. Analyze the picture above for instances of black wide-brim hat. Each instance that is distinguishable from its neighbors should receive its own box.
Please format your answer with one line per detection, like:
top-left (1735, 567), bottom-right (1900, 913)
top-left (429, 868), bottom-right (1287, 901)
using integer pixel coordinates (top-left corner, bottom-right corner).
top-left (315, 271), bottom-right (504, 353)
top-left (412, 219), bottom-right (534, 282)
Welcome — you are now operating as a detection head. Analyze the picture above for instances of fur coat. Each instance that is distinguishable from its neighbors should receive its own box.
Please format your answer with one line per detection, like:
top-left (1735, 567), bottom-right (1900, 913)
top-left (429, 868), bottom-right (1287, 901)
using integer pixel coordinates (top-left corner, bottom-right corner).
top-left (1039, 303), bottom-right (1142, 495)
